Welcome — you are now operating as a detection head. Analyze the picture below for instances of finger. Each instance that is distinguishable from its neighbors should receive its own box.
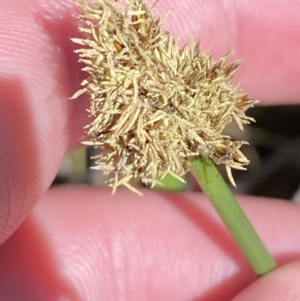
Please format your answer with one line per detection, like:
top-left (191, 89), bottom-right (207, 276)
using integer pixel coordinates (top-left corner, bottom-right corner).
top-left (0, 0), bottom-right (85, 243)
top-left (1, 187), bottom-right (300, 301)
top-left (1, 0), bottom-right (299, 244)
top-left (232, 261), bottom-right (300, 301)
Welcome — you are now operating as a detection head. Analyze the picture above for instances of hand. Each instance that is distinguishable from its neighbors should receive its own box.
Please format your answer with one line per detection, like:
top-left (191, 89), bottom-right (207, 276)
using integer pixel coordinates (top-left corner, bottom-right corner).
top-left (0, 0), bottom-right (300, 300)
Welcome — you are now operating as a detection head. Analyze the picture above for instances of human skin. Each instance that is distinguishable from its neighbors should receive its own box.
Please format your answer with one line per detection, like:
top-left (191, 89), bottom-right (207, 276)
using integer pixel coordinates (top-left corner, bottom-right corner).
top-left (0, 0), bottom-right (300, 300)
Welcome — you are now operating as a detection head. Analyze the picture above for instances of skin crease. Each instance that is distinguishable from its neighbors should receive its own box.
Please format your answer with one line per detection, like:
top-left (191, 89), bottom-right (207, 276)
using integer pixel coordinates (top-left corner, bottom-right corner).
top-left (0, 0), bottom-right (300, 300)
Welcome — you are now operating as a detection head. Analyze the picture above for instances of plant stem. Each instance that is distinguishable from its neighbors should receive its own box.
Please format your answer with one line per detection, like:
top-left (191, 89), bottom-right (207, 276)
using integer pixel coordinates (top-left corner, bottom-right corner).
top-left (189, 155), bottom-right (277, 276)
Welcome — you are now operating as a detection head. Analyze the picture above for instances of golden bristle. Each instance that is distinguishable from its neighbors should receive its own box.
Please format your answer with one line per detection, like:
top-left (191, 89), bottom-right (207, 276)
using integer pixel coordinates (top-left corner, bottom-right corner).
top-left (71, 0), bottom-right (256, 192)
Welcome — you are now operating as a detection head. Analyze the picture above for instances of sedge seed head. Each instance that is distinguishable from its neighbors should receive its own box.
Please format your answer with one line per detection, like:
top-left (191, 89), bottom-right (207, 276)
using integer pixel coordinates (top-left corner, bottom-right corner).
top-left (71, 0), bottom-right (257, 194)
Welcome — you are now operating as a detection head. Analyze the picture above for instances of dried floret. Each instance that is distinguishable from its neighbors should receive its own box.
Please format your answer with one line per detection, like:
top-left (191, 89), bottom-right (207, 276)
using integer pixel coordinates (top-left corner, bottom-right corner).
top-left (71, 0), bottom-right (256, 193)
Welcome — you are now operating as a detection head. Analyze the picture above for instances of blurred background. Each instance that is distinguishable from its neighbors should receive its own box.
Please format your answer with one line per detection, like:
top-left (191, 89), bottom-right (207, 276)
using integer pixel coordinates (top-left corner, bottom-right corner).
top-left (52, 104), bottom-right (300, 202)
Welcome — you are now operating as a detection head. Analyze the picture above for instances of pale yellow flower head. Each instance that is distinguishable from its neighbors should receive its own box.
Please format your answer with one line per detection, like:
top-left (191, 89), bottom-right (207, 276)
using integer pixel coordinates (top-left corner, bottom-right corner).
top-left (71, 0), bottom-right (256, 193)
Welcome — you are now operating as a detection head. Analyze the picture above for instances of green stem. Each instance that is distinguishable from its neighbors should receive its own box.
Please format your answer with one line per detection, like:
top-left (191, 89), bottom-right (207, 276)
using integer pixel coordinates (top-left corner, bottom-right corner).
top-left (189, 155), bottom-right (277, 276)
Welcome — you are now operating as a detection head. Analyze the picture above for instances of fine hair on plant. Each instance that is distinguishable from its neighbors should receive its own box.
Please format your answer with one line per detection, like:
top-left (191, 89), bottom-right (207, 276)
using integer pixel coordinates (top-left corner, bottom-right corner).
top-left (71, 0), bottom-right (255, 194)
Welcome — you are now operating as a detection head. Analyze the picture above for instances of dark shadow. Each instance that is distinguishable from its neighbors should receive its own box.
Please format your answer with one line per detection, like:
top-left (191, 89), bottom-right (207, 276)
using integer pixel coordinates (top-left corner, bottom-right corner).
top-left (235, 105), bottom-right (300, 200)
top-left (0, 215), bottom-right (82, 301)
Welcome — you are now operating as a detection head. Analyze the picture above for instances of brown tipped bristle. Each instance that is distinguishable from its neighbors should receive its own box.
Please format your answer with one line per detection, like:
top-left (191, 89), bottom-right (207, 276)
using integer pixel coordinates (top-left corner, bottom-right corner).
top-left (71, 0), bottom-right (256, 193)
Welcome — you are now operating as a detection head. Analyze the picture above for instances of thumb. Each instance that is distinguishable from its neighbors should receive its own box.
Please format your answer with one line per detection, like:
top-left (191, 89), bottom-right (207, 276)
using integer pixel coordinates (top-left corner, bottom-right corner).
top-left (232, 261), bottom-right (300, 301)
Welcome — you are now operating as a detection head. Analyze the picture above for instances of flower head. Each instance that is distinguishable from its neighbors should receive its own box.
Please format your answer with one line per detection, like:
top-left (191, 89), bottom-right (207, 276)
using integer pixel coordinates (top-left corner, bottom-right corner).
top-left (71, 0), bottom-right (256, 194)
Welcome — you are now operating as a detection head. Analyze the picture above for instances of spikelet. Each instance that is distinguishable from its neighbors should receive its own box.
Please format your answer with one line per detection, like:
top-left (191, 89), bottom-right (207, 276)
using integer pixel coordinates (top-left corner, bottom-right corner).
top-left (71, 0), bottom-right (256, 193)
